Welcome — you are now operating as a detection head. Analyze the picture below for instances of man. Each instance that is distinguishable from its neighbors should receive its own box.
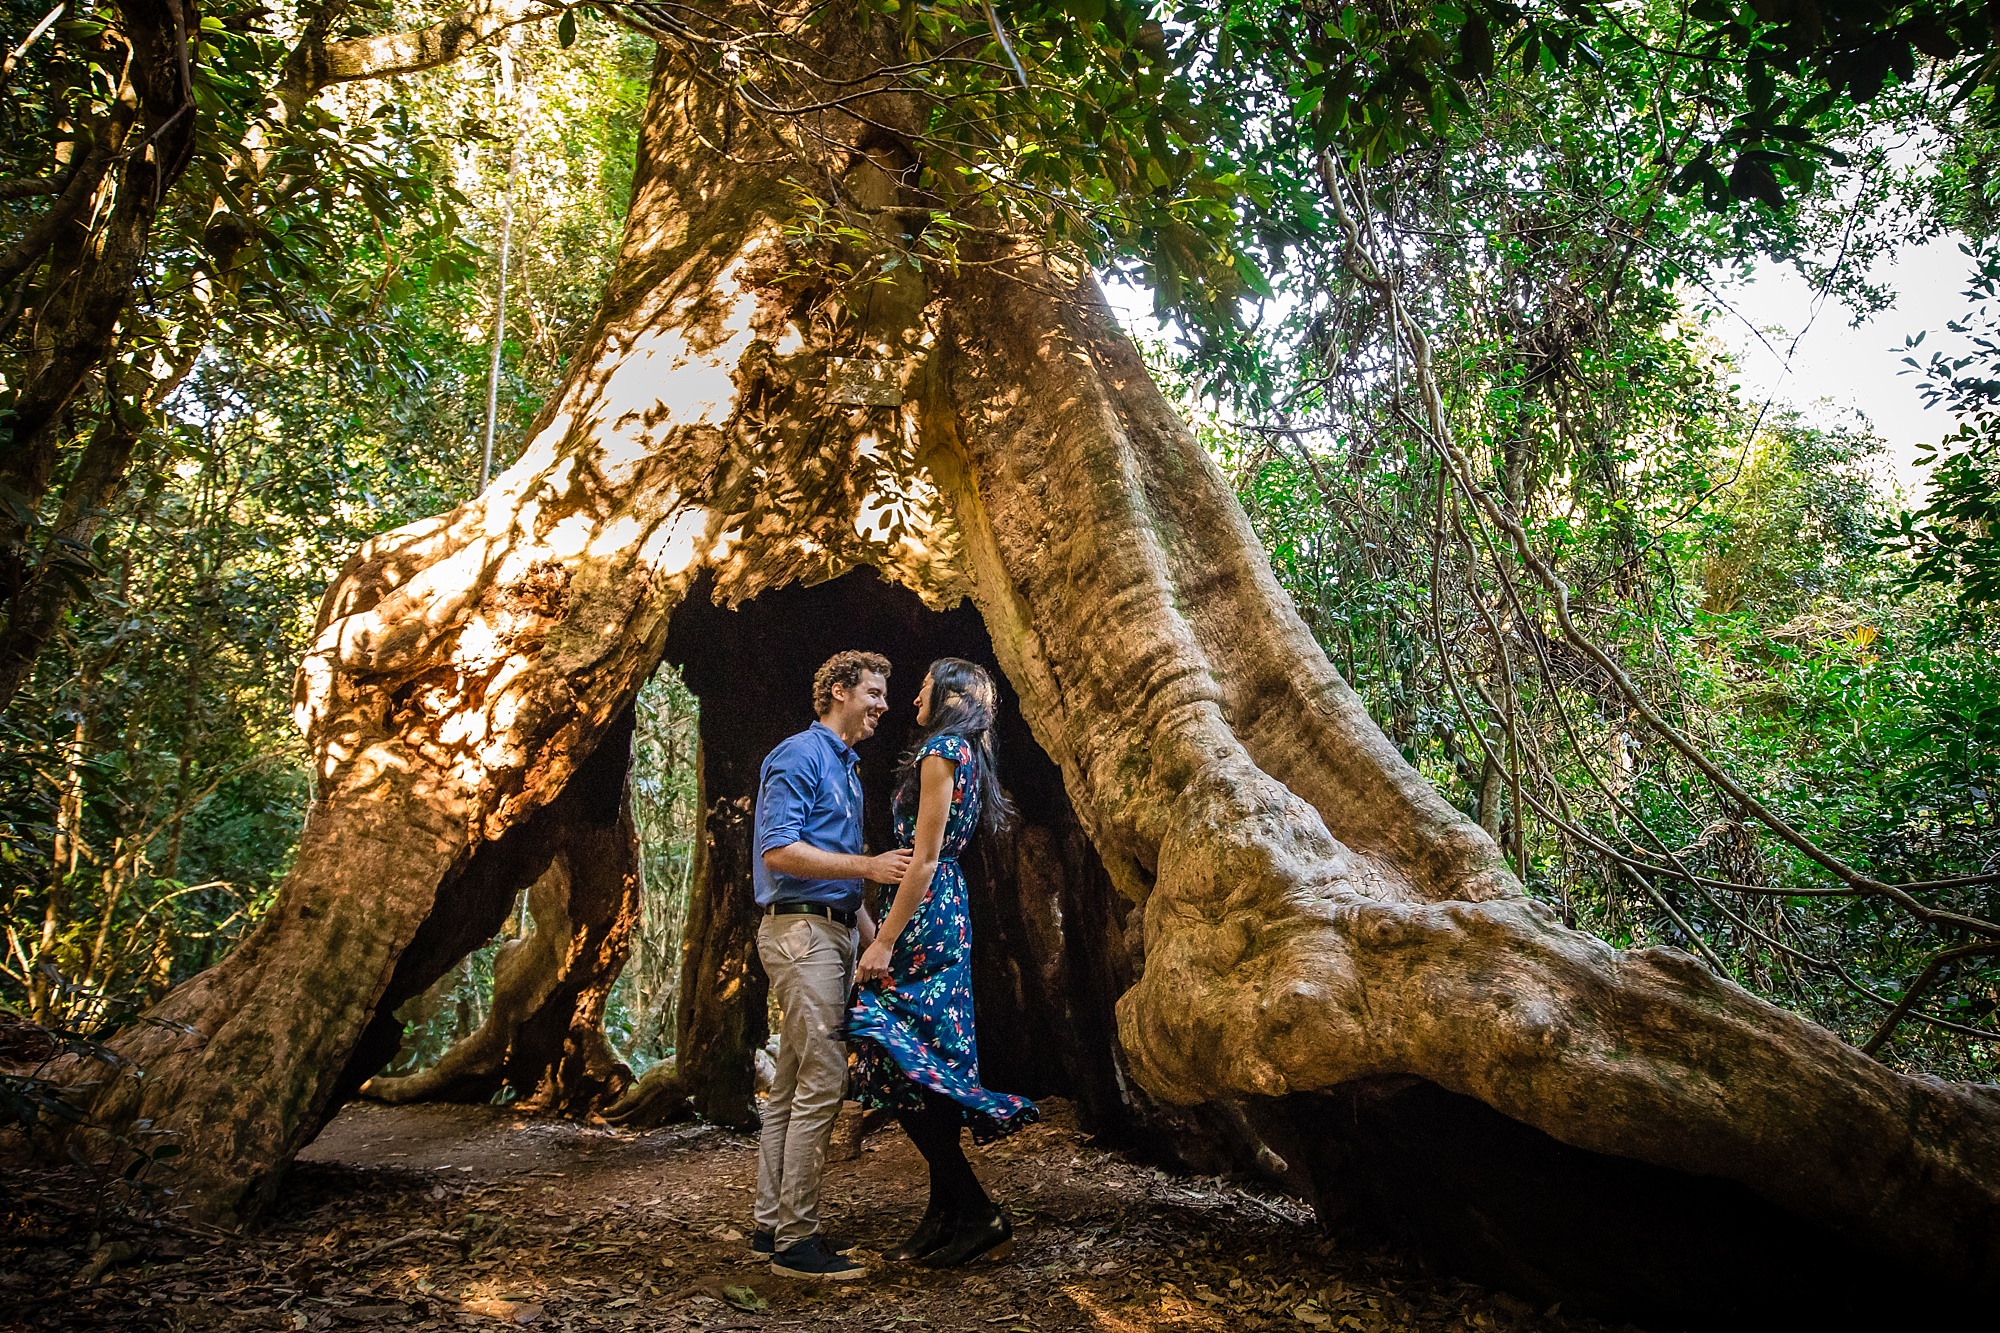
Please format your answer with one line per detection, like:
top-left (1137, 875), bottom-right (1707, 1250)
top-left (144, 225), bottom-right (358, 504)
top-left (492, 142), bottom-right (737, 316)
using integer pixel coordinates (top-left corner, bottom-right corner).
top-left (752, 650), bottom-right (910, 1281)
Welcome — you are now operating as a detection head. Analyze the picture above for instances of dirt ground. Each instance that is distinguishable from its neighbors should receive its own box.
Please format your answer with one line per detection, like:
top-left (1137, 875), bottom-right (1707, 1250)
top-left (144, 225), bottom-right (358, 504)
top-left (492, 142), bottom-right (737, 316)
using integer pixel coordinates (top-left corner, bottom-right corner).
top-left (2, 1098), bottom-right (1625, 1333)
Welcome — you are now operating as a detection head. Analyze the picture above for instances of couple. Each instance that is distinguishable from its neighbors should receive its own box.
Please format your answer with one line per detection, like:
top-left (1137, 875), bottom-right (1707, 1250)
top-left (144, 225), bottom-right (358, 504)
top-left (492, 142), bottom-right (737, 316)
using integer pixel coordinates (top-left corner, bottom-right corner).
top-left (750, 650), bottom-right (1038, 1281)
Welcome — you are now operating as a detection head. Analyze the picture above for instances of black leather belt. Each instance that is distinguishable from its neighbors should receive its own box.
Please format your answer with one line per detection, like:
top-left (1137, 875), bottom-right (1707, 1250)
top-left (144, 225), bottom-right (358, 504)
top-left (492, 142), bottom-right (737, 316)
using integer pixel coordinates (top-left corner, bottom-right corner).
top-left (766, 902), bottom-right (858, 928)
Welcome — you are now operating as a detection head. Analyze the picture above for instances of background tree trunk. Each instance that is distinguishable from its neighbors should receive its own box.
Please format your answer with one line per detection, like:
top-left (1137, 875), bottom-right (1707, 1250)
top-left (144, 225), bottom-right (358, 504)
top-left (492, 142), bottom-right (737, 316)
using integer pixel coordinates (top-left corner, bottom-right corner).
top-left (666, 736), bottom-right (764, 1131)
top-left (0, 0), bottom-right (199, 717)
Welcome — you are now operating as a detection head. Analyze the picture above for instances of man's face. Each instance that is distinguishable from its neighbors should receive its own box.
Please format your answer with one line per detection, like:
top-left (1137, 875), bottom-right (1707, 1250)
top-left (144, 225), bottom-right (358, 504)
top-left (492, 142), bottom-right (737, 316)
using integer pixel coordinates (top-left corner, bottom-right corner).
top-left (830, 670), bottom-right (890, 742)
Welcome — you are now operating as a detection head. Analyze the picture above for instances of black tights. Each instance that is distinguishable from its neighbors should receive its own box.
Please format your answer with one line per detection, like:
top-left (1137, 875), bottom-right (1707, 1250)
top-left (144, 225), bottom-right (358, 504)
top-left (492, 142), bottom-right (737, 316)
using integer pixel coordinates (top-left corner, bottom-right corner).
top-left (895, 1090), bottom-right (989, 1215)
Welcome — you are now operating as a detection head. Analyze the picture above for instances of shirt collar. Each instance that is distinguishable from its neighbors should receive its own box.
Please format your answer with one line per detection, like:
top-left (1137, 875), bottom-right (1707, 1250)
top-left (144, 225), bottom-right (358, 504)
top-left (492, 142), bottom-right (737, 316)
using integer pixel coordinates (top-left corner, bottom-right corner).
top-left (809, 719), bottom-right (860, 767)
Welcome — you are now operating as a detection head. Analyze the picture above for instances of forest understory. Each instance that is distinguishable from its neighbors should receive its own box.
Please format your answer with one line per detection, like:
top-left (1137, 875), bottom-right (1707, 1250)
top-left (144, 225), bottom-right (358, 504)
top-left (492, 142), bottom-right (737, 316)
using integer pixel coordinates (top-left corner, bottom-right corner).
top-left (0, 1099), bottom-right (1610, 1333)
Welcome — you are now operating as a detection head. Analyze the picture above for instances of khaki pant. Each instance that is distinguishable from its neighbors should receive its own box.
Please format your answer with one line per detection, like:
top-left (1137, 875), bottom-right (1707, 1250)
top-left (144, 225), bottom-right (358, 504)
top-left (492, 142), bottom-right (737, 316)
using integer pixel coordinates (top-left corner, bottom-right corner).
top-left (754, 912), bottom-right (856, 1248)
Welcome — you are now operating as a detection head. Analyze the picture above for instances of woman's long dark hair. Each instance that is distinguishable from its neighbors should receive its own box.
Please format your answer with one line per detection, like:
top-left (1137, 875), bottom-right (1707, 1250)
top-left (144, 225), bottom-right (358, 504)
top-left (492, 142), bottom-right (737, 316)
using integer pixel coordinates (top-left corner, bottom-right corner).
top-left (894, 657), bottom-right (1014, 840)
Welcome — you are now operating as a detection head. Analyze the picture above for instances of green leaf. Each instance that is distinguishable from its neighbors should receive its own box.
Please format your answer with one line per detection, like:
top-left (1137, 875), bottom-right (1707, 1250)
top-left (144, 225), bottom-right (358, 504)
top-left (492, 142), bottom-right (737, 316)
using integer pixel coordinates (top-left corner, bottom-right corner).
top-left (558, 10), bottom-right (578, 47)
top-left (1234, 251), bottom-right (1274, 300)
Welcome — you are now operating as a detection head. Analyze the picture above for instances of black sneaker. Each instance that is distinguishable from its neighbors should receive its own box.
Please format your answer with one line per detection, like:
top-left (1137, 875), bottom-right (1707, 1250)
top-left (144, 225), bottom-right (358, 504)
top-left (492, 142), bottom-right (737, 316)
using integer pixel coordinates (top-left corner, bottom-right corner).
top-left (771, 1236), bottom-right (868, 1281)
top-left (752, 1229), bottom-right (855, 1255)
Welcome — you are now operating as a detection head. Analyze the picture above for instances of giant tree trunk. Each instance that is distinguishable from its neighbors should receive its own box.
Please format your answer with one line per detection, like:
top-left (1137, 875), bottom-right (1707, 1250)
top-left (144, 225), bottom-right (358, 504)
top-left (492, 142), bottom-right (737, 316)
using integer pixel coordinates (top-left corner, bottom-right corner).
top-left (66, 25), bottom-right (953, 1217)
top-left (925, 253), bottom-right (2000, 1311)
top-left (63, 8), bottom-right (2000, 1317)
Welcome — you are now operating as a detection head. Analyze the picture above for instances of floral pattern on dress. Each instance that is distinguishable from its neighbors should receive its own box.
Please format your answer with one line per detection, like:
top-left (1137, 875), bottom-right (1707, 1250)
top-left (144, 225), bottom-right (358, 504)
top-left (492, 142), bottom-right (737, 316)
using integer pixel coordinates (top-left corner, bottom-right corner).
top-left (846, 732), bottom-right (1038, 1143)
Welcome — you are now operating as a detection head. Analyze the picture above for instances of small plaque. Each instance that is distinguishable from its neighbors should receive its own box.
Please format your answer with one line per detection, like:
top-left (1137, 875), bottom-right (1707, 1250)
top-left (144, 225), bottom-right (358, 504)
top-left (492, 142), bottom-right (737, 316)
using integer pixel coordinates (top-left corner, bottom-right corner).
top-left (826, 357), bottom-right (904, 406)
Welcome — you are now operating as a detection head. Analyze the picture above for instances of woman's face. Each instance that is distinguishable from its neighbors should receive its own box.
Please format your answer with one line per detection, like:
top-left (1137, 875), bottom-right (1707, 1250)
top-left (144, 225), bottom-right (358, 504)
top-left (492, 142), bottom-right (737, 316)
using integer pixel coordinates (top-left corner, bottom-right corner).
top-left (915, 673), bottom-right (935, 726)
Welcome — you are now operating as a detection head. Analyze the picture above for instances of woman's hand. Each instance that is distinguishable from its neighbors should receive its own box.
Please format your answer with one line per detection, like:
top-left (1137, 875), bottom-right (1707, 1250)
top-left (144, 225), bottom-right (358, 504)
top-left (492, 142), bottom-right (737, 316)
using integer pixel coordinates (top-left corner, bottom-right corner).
top-left (857, 938), bottom-right (894, 986)
top-left (861, 755), bottom-right (953, 990)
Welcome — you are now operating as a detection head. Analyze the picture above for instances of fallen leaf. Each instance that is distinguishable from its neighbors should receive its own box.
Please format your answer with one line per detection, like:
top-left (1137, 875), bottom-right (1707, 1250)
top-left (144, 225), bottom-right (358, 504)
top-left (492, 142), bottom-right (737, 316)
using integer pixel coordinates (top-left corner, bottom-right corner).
top-left (461, 1298), bottom-right (544, 1323)
top-left (80, 1241), bottom-right (136, 1285)
top-left (723, 1285), bottom-right (768, 1313)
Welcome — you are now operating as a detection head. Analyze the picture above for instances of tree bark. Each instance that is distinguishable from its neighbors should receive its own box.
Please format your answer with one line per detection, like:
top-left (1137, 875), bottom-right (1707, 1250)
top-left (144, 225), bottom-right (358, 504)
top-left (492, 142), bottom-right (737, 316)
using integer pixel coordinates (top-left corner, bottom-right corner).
top-left (601, 1057), bottom-right (691, 1127)
top-left (58, 9), bottom-right (2000, 1313)
top-left (361, 726), bottom-right (640, 1115)
top-left (667, 741), bottom-right (765, 1130)
top-left (0, 0), bottom-right (195, 532)
top-left (928, 245), bottom-right (2000, 1294)
top-left (0, 408), bottom-right (143, 712)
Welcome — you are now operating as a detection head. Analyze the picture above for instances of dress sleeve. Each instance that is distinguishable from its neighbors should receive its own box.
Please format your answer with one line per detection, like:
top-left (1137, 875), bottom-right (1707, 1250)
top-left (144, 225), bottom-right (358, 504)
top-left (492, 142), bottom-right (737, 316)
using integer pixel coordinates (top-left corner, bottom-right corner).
top-left (921, 734), bottom-right (973, 767)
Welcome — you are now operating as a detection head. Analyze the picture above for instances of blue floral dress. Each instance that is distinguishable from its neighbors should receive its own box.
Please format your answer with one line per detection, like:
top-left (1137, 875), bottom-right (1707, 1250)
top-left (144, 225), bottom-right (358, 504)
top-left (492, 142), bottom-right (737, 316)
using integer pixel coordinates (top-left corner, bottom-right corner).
top-left (846, 733), bottom-right (1038, 1142)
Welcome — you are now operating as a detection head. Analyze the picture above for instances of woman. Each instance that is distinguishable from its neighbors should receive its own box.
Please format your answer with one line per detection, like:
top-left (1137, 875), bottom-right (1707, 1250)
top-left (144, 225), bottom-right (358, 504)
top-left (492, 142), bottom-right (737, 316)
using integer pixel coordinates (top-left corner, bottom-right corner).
top-left (847, 657), bottom-right (1038, 1267)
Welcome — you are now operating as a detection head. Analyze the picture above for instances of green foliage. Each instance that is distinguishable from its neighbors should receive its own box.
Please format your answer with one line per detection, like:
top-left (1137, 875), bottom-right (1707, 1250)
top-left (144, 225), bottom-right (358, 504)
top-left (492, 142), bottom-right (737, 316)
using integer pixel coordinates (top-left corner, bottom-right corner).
top-left (1882, 240), bottom-right (2000, 611)
top-left (1217, 337), bottom-right (2000, 1074)
top-left (610, 666), bottom-right (702, 1068)
top-left (0, 9), bottom-right (658, 1031)
top-left (750, 0), bottom-right (1989, 399)
top-left (1133, 23), bottom-right (2000, 1075)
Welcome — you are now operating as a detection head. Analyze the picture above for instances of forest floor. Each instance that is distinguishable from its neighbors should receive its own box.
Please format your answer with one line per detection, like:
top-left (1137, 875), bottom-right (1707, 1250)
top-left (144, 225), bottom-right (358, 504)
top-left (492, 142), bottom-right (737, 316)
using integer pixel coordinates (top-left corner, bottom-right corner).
top-left (2, 1099), bottom-right (1626, 1333)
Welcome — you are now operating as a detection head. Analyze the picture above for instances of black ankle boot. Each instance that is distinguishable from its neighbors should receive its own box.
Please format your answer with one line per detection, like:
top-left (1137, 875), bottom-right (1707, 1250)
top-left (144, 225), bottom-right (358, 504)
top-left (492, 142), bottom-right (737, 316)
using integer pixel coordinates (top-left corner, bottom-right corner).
top-left (885, 1199), bottom-right (956, 1262)
top-left (920, 1204), bottom-right (1011, 1267)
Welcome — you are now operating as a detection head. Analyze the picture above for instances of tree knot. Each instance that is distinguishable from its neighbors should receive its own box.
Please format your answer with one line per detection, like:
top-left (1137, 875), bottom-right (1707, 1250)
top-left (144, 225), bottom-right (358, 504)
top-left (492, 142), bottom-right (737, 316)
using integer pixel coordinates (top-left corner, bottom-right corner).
top-left (500, 561), bottom-right (572, 620)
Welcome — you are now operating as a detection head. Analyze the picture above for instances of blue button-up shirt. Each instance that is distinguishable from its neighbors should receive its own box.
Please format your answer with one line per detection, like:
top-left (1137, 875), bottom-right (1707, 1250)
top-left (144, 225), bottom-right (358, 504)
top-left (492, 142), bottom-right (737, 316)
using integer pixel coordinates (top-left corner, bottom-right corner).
top-left (752, 721), bottom-right (864, 911)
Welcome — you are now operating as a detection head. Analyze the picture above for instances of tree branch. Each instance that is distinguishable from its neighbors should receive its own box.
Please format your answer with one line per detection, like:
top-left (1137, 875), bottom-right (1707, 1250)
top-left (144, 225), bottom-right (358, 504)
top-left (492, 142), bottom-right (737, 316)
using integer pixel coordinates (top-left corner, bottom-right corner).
top-left (0, 123), bottom-right (121, 291)
top-left (1320, 150), bottom-right (2000, 942)
top-left (1862, 942), bottom-right (2000, 1056)
top-left (275, 0), bottom-right (565, 112)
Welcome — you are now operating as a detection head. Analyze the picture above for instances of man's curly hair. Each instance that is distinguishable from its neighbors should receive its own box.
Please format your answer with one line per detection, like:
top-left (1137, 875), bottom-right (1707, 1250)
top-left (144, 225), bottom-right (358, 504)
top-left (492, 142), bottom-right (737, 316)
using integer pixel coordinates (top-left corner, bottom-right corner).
top-left (813, 650), bottom-right (892, 717)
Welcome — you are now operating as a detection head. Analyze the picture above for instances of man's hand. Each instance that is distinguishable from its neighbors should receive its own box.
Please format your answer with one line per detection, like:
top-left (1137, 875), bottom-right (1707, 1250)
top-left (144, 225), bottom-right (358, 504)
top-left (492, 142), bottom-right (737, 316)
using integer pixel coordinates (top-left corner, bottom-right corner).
top-left (866, 848), bottom-right (913, 884)
top-left (764, 842), bottom-right (910, 884)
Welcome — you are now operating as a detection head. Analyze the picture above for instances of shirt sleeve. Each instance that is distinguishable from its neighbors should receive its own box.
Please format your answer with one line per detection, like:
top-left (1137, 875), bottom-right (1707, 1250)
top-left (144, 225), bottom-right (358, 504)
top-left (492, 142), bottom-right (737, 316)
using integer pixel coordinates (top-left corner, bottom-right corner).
top-left (756, 753), bottom-right (816, 855)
